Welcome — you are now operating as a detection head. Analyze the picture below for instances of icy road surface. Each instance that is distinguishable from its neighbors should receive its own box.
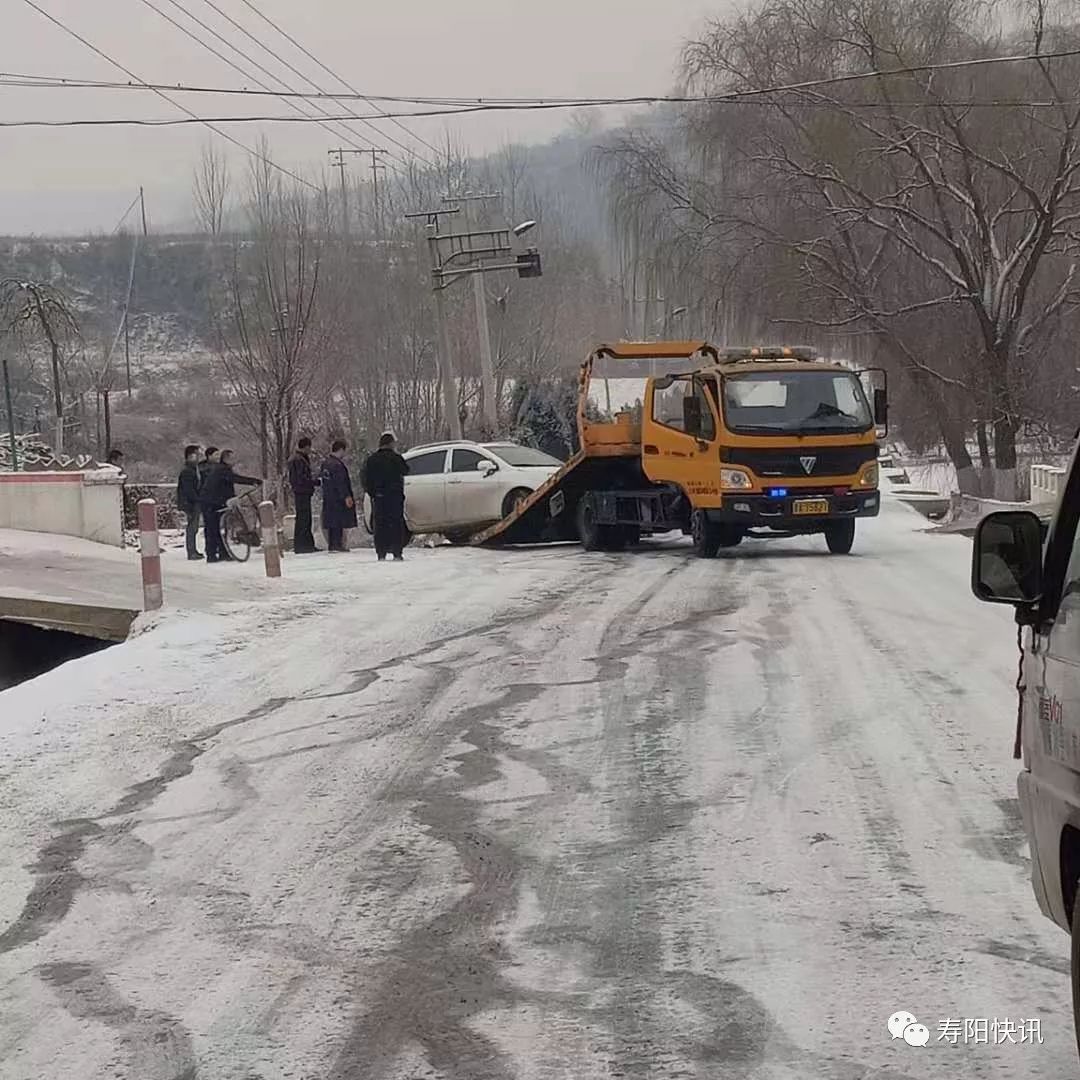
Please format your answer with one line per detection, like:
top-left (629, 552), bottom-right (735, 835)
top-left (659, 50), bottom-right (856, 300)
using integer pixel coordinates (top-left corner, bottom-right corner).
top-left (0, 498), bottom-right (1071, 1079)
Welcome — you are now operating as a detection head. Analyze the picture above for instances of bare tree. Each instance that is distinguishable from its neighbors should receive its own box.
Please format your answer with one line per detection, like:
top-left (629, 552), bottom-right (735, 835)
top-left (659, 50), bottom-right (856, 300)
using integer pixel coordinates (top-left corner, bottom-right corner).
top-left (207, 144), bottom-right (329, 479)
top-left (0, 279), bottom-right (81, 454)
top-left (193, 141), bottom-right (232, 238)
top-left (600, 0), bottom-right (1080, 497)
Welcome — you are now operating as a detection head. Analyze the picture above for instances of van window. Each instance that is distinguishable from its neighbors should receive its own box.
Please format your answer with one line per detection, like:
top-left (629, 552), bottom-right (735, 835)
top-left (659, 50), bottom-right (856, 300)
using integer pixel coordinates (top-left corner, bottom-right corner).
top-left (1063, 518), bottom-right (1080, 595)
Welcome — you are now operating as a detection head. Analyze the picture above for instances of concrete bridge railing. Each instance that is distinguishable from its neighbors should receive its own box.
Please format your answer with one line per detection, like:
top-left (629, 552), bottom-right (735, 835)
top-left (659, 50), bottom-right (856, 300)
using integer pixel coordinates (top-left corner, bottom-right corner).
top-left (1030, 463), bottom-right (1068, 504)
top-left (0, 469), bottom-right (124, 547)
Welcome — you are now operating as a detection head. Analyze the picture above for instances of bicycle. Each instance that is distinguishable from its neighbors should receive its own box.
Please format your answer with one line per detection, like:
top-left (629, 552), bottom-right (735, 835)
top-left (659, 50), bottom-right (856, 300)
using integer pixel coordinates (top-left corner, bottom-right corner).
top-left (219, 487), bottom-right (264, 563)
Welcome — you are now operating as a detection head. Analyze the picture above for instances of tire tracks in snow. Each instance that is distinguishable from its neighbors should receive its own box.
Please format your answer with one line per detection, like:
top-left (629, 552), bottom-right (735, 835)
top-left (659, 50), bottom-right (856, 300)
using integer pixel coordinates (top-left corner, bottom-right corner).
top-left (0, 572), bottom-right (591, 1080)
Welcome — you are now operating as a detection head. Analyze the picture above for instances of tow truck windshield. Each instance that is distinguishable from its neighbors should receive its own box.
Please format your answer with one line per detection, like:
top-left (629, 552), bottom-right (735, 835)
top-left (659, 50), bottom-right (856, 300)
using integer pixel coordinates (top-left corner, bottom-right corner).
top-left (721, 370), bottom-right (873, 436)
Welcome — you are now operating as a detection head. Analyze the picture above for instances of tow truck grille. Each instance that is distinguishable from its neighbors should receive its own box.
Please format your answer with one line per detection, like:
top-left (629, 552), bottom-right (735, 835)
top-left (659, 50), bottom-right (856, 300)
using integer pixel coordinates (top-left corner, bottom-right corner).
top-left (721, 444), bottom-right (876, 477)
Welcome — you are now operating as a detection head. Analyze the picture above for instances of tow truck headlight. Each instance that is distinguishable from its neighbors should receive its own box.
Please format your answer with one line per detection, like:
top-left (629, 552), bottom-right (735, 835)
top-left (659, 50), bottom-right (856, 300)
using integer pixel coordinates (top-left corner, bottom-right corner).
top-left (720, 468), bottom-right (753, 490)
top-left (858, 463), bottom-right (879, 487)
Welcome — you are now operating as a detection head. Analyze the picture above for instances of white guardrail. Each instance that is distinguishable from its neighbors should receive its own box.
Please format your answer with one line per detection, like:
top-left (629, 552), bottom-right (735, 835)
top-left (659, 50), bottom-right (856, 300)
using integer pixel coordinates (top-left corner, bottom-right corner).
top-left (1030, 463), bottom-right (1068, 503)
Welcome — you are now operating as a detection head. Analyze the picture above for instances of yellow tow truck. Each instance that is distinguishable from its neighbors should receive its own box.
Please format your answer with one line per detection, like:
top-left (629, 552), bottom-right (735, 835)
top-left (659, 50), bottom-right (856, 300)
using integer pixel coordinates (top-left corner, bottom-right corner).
top-left (474, 340), bottom-right (886, 555)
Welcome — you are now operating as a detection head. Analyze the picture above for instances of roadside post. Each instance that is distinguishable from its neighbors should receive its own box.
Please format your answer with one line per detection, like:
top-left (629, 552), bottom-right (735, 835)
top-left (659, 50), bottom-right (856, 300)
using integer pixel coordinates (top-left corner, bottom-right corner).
top-left (259, 500), bottom-right (282, 579)
top-left (137, 498), bottom-right (163, 611)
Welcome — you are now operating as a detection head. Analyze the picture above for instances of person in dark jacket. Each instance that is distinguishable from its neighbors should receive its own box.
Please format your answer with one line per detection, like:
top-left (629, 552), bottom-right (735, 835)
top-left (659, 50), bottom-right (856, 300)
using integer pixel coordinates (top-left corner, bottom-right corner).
top-left (200, 449), bottom-right (259, 562)
top-left (320, 439), bottom-right (357, 553)
top-left (176, 444), bottom-right (203, 560)
top-left (362, 431), bottom-right (410, 561)
top-left (288, 436), bottom-right (320, 554)
top-left (198, 446), bottom-right (220, 487)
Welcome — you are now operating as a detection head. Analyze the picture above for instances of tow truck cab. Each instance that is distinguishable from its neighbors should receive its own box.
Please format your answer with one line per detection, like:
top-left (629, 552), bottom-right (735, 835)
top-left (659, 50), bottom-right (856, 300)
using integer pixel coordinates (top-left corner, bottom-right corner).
top-left (640, 347), bottom-right (886, 553)
top-left (972, 446), bottom-right (1080, 1052)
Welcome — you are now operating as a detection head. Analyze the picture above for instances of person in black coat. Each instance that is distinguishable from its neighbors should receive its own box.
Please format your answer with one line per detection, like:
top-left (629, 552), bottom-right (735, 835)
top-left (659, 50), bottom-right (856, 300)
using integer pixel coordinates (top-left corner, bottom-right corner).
top-left (176, 443), bottom-right (204, 560)
top-left (362, 431), bottom-right (410, 561)
top-left (199, 446), bottom-right (220, 486)
top-left (320, 439), bottom-right (357, 553)
top-left (287, 436), bottom-right (320, 554)
top-left (200, 449), bottom-right (259, 562)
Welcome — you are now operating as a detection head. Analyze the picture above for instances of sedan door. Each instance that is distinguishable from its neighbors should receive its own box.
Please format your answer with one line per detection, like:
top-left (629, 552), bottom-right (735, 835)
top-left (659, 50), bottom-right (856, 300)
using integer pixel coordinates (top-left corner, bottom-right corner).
top-left (403, 449), bottom-right (448, 530)
top-left (446, 447), bottom-right (502, 528)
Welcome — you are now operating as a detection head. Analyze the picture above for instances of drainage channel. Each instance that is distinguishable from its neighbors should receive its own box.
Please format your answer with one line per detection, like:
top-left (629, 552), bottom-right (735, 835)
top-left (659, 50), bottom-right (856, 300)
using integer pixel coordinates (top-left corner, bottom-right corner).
top-left (0, 598), bottom-right (139, 690)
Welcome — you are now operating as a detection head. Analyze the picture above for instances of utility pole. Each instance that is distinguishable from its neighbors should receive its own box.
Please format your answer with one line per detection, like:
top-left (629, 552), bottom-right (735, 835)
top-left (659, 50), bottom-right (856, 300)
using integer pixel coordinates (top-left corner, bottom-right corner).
top-left (139, 186), bottom-right (148, 237)
top-left (362, 149), bottom-right (389, 237)
top-left (443, 192), bottom-right (501, 436)
top-left (407, 208), bottom-right (464, 440)
top-left (124, 307), bottom-right (132, 397)
top-left (407, 207), bottom-right (541, 441)
top-left (634, 292), bottom-right (666, 339)
top-left (328, 149), bottom-right (364, 237)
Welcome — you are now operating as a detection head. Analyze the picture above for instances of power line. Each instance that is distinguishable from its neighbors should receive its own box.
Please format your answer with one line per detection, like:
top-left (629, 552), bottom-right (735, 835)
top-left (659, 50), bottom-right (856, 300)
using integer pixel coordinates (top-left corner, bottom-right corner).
top-left (233, 0), bottom-right (444, 162)
top-left (19, 0), bottom-right (318, 190)
top-left (134, 0), bottom-right (390, 165)
top-left (6, 97), bottom-right (1080, 129)
top-left (111, 191), bottom-right (144, 233)
top-left (198, 0), bottom-right (431, 168)
top-left (7, 43), bottom-right (1080, 108)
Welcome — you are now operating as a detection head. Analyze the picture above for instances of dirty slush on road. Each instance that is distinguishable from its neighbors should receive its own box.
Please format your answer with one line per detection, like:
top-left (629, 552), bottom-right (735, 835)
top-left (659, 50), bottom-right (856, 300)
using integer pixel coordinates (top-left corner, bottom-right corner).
top-left (0, 531), bottom-right (1064, 1079)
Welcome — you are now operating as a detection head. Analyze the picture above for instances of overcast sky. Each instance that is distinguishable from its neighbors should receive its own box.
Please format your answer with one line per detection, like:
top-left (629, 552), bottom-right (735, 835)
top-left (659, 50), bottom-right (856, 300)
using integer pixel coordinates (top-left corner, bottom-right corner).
top-left (1, 0), bottom-right (723, 235)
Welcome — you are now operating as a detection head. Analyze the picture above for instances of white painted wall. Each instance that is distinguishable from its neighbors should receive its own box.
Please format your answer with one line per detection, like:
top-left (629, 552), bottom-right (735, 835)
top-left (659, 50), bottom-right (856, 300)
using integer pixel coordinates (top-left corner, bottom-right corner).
top-left (0, 470), bottom-right (124, 547)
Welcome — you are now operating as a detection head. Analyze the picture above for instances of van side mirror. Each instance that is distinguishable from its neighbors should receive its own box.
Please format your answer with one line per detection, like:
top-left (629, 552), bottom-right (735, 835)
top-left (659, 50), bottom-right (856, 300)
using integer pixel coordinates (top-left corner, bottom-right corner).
top-left (873, 388), bottom-right (888, 428)
top-left (683, 395), bottom-right (703, 436)
top-left (972, 511), bottom-right (1043, 607)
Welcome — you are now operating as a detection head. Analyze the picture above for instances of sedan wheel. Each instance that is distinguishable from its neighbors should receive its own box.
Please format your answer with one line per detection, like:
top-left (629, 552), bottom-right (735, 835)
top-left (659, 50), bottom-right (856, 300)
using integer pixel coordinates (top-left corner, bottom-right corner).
top-left (502, 487), bottom-right (533, 519)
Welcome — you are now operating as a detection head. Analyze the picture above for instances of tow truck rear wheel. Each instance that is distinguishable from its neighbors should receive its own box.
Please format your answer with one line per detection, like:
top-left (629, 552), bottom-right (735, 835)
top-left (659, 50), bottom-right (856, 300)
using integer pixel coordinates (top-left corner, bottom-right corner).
top-left (691, 510), bottom-right (722, 558)
top-left (576, 500), bottom-right (603, 552)
top-left (824, 520), bottom-right (856, 554)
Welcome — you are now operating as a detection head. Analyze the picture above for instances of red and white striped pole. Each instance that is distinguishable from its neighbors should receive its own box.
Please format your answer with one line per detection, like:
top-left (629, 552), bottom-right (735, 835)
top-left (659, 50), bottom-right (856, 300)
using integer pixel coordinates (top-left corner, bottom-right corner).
top-left (137, 498), bottom-right (163, 611)
top-left (259, 500), bottom-right (282, 579)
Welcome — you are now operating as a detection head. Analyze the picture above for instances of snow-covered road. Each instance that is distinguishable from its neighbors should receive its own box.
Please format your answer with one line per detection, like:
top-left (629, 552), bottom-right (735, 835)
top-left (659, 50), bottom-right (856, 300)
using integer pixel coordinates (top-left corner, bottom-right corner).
top-left (0, 497), bottom-right (1072, 1079)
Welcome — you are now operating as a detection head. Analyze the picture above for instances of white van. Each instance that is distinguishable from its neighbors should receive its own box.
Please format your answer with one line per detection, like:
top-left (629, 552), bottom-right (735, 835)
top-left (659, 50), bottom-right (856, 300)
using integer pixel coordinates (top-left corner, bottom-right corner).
top-left (972, 463), bottom-right (1080, 1053)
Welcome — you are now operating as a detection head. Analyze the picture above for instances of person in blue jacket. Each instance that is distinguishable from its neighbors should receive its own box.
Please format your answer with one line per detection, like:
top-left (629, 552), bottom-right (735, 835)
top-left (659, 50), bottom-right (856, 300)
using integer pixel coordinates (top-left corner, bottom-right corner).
top-left (320, 439), bottom-right (357, 553)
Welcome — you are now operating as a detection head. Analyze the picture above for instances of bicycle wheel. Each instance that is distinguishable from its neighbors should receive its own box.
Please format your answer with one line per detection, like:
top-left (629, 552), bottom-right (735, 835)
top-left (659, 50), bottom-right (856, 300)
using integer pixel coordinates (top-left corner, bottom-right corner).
top-left (221, 507), bottom-right (252, 562)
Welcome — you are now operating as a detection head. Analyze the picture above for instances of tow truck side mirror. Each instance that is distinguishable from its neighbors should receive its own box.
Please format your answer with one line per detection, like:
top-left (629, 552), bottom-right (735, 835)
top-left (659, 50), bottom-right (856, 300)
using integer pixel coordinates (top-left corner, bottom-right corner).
top-left (683, 395), bottom-right (703, 436)
top-left (972, 510), bottom-right (1043, 607)
top-left (873, 388), bottom-right (888, 428)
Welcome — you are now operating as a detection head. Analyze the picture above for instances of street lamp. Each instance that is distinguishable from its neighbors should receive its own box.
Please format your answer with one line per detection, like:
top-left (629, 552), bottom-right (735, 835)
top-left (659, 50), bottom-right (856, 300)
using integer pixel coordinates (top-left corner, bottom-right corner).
top-left (656, 306), bottom-right (689, 337)
top-left (512, 219), bottom-right (538, 238)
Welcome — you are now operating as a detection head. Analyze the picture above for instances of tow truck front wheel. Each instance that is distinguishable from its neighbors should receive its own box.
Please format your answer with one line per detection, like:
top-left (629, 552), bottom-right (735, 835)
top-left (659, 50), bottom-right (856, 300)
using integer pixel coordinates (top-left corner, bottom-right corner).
top-left (824, 520), bottom-right (856, 555)
top-left (691, 510), bottom-right (722, 558)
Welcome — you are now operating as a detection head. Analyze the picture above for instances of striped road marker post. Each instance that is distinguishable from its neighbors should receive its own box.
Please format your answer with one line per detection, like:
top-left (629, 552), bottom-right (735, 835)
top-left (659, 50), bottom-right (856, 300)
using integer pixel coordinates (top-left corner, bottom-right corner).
top-left (259, 500), bottom-right (282, 579)
top-left (137, 498), bottom-right (163, 611)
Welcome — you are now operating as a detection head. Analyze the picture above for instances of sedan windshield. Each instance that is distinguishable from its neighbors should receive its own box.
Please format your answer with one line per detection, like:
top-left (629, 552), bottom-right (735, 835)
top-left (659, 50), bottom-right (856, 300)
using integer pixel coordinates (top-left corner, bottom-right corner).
top-left (721, 370), bottom-right (873, 435)
top-left (488, 445), bottom-right (563, 467)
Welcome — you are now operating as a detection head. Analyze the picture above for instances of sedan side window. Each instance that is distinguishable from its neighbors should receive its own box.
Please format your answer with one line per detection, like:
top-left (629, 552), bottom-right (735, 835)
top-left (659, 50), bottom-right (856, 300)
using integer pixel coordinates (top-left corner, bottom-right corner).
top-left (452, 449), bottom-right (487, 472)
top-left (407, 451), bottom-right (447, 476)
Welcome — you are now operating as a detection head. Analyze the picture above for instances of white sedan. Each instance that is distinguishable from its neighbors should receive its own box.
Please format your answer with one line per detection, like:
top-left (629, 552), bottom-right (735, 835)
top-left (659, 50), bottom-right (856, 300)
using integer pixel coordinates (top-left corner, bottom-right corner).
top-left (365, 441), bottom-right (563, 543)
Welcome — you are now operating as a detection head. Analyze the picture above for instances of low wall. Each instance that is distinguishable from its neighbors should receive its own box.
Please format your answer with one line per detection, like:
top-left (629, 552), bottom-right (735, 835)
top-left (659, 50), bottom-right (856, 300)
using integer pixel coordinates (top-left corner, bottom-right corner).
top-left (1031, 463), bottom-right (1067, 503)
top-left (0, 470), bottom-right (125, 547)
